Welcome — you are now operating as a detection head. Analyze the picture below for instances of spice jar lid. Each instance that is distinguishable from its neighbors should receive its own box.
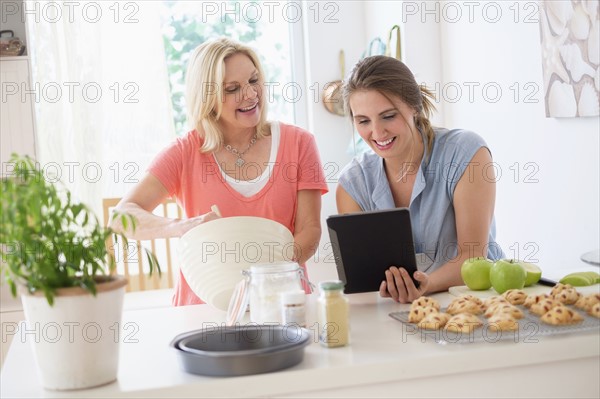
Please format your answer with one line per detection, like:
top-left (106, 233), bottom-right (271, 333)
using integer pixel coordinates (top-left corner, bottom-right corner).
top-left (281, 290), bottom-right (306, 305)
top-left (319, 280), bottom-right (344, 291)
top-left (226, 278), bottom-right (250, 326)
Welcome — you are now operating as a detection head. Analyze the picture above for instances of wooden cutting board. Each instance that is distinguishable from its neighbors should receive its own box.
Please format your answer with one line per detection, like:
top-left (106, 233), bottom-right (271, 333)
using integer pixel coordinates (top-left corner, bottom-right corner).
top-left (448, 284), bottom-right (600, 298)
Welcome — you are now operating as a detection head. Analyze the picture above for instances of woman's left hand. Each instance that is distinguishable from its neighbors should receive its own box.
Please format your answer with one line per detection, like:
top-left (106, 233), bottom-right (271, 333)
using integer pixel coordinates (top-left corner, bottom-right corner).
top-left (379, 266), bottom-right (430, 303)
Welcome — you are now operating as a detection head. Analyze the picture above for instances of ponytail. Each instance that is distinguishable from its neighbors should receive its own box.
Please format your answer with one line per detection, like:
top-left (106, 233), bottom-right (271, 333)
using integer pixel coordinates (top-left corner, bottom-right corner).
top-left (415, 85), bottom-right (437, 157)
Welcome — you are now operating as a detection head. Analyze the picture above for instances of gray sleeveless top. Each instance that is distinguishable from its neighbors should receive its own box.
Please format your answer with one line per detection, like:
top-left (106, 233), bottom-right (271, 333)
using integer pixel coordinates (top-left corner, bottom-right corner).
top-left (338, 128), bottom-right (505, 273)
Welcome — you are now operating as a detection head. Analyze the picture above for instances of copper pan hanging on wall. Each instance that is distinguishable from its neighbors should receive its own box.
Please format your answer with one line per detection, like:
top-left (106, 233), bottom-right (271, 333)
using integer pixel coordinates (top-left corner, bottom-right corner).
top-left (321, 50), bottom-right (346, 117)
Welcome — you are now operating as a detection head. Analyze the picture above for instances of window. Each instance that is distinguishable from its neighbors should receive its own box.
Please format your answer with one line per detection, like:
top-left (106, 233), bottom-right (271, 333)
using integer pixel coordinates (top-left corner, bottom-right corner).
top-left (159, 0), bottom-right (297, 135)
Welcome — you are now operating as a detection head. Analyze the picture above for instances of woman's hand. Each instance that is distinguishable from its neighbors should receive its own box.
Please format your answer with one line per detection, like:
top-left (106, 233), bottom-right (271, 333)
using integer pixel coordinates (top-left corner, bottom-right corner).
top-left (113, 173), bottom-right (223, 240)
top-left (379, 266), bottom-right (430, 303)
top-left (178, 211), bottom-right (221, 236)
top-left (292, 190), bottom-right (322, 264)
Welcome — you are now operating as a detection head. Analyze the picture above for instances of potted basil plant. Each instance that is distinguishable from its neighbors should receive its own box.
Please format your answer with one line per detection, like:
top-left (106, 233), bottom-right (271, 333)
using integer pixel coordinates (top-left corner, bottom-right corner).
top-left (0, 154), bottom-right (159, 390)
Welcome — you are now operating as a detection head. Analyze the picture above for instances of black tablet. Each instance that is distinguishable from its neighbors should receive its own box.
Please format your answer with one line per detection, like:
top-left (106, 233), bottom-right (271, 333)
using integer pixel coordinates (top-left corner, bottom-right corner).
top-left (326, 208), bottom-right (418, 294)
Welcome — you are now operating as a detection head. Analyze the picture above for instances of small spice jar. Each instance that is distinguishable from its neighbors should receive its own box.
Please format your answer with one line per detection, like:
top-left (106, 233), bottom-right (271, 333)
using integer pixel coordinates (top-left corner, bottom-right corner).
top-left (281, 290), bottom-right (307, 327)
top-left (317, 280), bottom-right (350, 348)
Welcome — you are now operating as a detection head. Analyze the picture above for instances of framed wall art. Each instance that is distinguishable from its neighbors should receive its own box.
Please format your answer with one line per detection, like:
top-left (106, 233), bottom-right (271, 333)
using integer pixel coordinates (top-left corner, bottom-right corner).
top-left (539, 0), bottom-right (599, 117)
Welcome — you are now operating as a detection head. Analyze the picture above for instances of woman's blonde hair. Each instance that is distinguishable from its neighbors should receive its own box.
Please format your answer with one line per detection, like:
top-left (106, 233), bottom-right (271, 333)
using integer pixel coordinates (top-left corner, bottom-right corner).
top-left (185, 37), bottom-right (269, 153)
top-left (342, 56), bottom-right (437, 155)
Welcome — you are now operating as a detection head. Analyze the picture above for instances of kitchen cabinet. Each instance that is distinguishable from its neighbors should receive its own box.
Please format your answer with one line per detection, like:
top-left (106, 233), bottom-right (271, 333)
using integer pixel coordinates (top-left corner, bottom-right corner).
top-left (0, 3), bottom-right (37, 363)
top-left (1, 290), bottom-right (599, 397)
top-left (1, 0), bottom-right (36, 168)
top-left (0, 56), bottom-right (36, 364)
top-left (0, 56), bottom-right (37, 168)
top-left (0, 55), bottom-right (36, 367)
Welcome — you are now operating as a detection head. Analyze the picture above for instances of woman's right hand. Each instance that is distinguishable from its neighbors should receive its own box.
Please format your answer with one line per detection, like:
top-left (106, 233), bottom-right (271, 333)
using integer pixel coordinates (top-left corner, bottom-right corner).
top-left (114, 174), bottom-right (223, 240)
top-left (178, 211), bottom-right (221, 236)
top-left (379, 266), bottom-right (430, 303)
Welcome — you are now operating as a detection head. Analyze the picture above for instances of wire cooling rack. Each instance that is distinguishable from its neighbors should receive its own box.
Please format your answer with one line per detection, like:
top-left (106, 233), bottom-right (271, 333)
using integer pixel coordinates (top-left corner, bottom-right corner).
top-left (389, 306), bottom-right (600, 345)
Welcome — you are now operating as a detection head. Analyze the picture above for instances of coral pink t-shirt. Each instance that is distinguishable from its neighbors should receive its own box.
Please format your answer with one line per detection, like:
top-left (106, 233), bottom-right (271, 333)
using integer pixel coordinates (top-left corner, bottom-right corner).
top-left (147, 121), bottom-right (328, 306)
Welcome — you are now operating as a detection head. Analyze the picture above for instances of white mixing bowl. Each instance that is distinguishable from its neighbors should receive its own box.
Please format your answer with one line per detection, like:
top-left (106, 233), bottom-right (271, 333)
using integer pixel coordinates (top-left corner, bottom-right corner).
top-left (178, 216), bottom-right (294, 310)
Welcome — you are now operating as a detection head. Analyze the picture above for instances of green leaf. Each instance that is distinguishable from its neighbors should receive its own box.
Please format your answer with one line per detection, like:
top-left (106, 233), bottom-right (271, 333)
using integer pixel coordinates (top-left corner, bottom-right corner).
top-left (145, 250), bottom-right (161, 276)
top-left (9, 280), bottom-right (16, 297)
top-left (44, 289), bottom-right (54, 307)
top-left (121, 214), bottom-right (129, 231)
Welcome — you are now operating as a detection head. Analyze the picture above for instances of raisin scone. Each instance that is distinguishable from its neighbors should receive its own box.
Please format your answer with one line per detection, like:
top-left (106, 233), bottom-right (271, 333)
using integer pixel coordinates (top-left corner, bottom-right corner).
top-left (487, 314), bottom-right (519, 332)
top-left (446, 297), bottom-right (484, 315)
top-left (484, 303), bottom-right (524, 319)
top-left (417, 312), bottom-right (451, 330)
top-left (550, 283), bottom-right (573, 296)
top-left (574, 293), bottom-right (600, 312)
top-left (540, 305), bottom-right (583, 325)
top-left (588, 303), bottom-right (600, 318)
top-left (524, 294), bottom-right (550, 309)
top-left (552, 287), bottom-right (581, 305)
top-left (444, 313), bottom-right (483, 333)
top-left (502, 289), bottom-right (528, 305)
top-left (410, 296), bottom-right (441, 311)
top-left (483, 295), bottom-right (508, 309)
top-left (529, 298), bottom-right (561, 316)
top-left (460, 294), bottom-right (484, 307)
top-left (408, 306), bottom-right (438, 323)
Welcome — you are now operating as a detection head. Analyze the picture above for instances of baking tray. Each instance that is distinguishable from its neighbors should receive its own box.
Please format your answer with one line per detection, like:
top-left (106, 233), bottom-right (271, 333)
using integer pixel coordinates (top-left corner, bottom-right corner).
top-left (171, 324), bottom-right (311, 376)
top-left (389, 306), bottom-right (600, 345)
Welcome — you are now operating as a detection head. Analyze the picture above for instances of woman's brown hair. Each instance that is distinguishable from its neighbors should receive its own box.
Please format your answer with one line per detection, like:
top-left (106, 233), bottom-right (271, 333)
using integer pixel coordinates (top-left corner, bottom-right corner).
top-left (343, 55), bottom-right (437, 154)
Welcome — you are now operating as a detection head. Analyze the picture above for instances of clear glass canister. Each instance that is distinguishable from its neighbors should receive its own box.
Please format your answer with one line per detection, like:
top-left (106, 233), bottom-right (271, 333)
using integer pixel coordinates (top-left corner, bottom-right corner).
top-left (246, 262), bottom-right (304, 324)
top-left (317, 280), bottom-right (350, 348)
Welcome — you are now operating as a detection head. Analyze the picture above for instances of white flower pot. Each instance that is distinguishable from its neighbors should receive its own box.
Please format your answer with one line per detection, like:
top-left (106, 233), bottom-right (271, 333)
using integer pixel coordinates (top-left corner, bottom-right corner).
top-left (20, 276), bottom-right (127, 390)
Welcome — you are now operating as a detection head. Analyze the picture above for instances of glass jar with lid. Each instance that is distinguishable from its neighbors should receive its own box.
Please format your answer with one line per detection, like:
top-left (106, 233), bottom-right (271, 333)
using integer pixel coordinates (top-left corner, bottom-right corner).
top-left (248, 262), bottom-right (306, 324)
top-left (249, 262), bottom-right (307, 324)
top-left (227, 261), bottom-right (309, 325)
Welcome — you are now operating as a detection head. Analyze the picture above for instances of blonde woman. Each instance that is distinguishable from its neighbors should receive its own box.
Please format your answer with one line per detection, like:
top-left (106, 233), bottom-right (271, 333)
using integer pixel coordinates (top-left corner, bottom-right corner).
top-left (113, 38), bottom-right (328, 306)
top-left (337, 56), bottom-right (504, 303)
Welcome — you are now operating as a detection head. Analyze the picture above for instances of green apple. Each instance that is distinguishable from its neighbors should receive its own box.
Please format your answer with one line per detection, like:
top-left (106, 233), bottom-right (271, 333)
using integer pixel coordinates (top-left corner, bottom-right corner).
top-left (559, 271), bottom-right (600, 286)
top-left (578, 271), bottom-right (600, 284)
top-left (559, 274), bottom-right (592, 286)
top-left (461, 257), bottom-right (493, 290)
top-left (490, 259), bottom-right (527, 294)
top-left (522, 262), bottom-right (542, 287)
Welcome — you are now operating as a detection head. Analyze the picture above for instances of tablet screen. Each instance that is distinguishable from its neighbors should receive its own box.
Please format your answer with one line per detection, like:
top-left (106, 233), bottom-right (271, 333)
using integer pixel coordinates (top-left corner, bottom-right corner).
top-left (326, 208), bottom-right (418, 293)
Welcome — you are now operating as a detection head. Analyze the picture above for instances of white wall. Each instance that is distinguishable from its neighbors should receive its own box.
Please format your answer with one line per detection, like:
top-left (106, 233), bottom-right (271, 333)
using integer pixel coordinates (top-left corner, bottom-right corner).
top-left (439, 1), bottom-right (599, 273)
top-left (300, 1), bottom-right (365, 281)
top-left (359, 1), bottom-right (600, 275)
top-left (364, 0), bottom-right (445, 125)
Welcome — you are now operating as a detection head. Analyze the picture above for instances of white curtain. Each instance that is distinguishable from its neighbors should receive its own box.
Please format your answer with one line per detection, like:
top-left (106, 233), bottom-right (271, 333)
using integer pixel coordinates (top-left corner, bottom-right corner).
top-left (26, 1), bottom-right (176, 217)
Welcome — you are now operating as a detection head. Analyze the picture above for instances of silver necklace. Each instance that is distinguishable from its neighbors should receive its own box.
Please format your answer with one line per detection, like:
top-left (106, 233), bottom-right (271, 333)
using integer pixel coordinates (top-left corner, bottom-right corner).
top-left (224, 134), bottom-right (258, 167)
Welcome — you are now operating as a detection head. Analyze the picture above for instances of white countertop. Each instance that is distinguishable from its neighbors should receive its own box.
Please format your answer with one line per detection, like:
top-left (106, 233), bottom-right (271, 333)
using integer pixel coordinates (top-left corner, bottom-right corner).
top-left (1, 289), bottom-right (599, 398)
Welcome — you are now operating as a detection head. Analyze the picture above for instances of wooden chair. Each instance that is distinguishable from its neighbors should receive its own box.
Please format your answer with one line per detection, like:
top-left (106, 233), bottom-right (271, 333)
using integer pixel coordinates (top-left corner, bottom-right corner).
top-left (102, 198), bottom-right (183, 292)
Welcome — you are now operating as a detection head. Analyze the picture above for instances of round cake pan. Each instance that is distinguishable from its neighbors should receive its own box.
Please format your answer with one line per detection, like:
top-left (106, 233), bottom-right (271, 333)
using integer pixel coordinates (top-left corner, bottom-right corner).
top-left (171, 324), bottom-right (311, 377)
